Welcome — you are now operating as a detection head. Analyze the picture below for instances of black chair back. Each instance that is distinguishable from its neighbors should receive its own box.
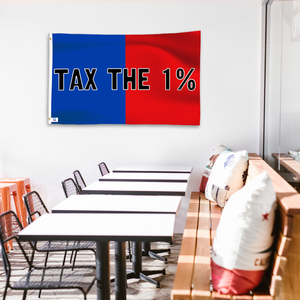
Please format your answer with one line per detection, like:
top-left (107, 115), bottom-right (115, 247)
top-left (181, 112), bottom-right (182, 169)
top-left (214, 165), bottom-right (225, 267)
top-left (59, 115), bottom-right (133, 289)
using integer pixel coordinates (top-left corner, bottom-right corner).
top-left (23, 191), bottom-right (49, 224)
top-left (98, 162), bottom-right (109, 176)
top-left (73, 170), bottom-right (86, 194)
top-left (0, 211), bottom-right (96, 300)
top-left (61, 178), bottom-right (81, 197)
top-left (0, 211), bottom-right (35, 278)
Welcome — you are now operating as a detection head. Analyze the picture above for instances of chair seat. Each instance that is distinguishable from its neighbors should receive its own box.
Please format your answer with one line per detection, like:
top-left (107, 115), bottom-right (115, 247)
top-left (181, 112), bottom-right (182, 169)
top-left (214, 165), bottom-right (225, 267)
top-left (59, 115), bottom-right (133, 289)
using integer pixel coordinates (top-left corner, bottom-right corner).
top-left (13, 266), bottom-right (96, 293)
top-left (38, 240), bottom-right (96, 252)
top-left (0, 210), bottom-right (96, 300)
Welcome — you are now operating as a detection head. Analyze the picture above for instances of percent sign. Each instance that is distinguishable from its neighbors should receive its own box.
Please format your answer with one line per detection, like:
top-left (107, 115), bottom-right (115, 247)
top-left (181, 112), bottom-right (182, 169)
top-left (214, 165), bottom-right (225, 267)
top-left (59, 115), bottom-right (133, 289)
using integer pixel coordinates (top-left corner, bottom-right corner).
top-left (162, 68), bottom-right (196, 91)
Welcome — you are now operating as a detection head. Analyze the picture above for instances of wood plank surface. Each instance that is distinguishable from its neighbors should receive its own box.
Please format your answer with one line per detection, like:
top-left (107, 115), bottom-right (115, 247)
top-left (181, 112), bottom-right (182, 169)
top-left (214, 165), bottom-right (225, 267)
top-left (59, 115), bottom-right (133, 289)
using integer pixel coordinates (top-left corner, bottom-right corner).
top-left (277, 206), bottom-right (293, 237)
top-left (271, 253), bottom-right (287, 277)
top-left (277, 214), bottom-right (300, 300)
top-left (252, 296), bottom-right (273, 300)
top-left (275, 231), bottom-right (292, 256)
top-left (232, 295), bottom-right (253, 300)
top-left (269, 275), bottom-right (282, 297)
top-left (248, 153), bottom-right (300, 215)
top-left (212, 292), bottom-right (231, 299)
top-left (172, 192), bottom-right (200, 300)
top-left (210, 200), bottom-right (222, 242)
top-left (272, 153), bottom-right (300, 181)
top-left (192, 198), bottom-right (211, 300)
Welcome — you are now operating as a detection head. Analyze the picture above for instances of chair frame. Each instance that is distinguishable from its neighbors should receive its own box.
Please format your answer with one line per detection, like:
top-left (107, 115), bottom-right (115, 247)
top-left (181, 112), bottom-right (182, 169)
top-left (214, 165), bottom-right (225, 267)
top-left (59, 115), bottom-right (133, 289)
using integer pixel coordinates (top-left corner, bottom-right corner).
top-left (23, 191), bottom-right (96, 269)
top-left (73, 170), bottom-right (87, 194)
top-left (61, 177), bottom-right (81, 197)
top-left (98, 162), bottom-right (110, 176)
top-left (0, 210), bottom-right (96, 300)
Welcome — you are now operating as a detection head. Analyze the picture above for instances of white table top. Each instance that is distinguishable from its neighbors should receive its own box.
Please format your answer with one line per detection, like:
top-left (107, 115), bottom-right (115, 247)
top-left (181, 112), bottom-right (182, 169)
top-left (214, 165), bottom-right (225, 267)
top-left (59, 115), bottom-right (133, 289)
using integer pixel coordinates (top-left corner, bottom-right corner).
top-left (52, 195), bottom-right (182, 214)
top-left (18, 213), bottom-right (175, 243)
top-left (82, 181), bottom-right (187, 196)
top-left (113, 165), bottom-right (193, 173)
top-left (99, 172), bottom-right (190, 182)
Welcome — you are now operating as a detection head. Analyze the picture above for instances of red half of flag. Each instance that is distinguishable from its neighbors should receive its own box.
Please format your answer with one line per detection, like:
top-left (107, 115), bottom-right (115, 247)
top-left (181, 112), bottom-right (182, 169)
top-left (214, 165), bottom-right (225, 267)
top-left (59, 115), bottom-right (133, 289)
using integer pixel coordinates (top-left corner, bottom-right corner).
top-left (125, 31), bottom-right (201, 125)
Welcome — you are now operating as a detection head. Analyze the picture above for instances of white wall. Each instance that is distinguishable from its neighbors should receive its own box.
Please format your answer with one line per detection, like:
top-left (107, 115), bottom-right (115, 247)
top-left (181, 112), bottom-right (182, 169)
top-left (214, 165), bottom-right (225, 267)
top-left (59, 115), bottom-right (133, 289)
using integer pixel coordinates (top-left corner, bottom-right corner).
top-left (0, 0), bottom-right (262, 232)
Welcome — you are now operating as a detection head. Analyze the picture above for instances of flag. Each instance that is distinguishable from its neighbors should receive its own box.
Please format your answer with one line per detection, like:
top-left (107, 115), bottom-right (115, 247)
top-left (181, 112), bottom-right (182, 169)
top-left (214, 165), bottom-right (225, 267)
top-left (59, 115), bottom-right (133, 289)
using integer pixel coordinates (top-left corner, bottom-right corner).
top-left (49, 31), bottom-right (201, 125)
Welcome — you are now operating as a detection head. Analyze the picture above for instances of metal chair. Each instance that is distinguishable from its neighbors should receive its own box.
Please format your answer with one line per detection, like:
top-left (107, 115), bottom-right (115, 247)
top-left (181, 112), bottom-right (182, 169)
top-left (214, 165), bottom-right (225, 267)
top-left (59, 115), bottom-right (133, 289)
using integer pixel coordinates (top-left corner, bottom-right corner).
top-left (61, 177), bottom-right (81, 197)
top-left (73, 170), bottom-right (86, 194)
top-left (98, 162), bottom-right (109, 176)
top-left (23, 191), bottom-right (96, 269)
top-left (0, 210), bottom-right (96, 300)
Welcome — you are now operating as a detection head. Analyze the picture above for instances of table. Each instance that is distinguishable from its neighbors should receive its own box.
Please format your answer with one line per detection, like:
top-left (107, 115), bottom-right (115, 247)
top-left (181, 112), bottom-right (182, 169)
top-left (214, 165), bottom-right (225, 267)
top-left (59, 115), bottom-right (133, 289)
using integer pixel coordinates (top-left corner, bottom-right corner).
top-left (82, 181), bottom-right (187, 196)
top-left (113, 165), bottom-right (192, 173)
top-left (51, 194), bottom-right (181, 286)
top-left (98, 172), bottom-right (190, 182)
top-left (272, 153), bottom-right (300, 178)
top-left (18, 213), bottom-right (175, 300)
top-left (83, 177), bottom-right (187, 263)
top-left (51, 194), bottom-right (182, 214)
top-left (272, 153), bottom-right (300, 191)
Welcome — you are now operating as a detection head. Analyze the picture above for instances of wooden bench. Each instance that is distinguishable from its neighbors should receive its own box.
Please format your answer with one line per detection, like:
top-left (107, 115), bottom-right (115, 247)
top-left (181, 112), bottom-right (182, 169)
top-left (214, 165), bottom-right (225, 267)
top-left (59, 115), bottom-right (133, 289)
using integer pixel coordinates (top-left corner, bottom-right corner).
top-left (172, 153), bottom-right (300, 300)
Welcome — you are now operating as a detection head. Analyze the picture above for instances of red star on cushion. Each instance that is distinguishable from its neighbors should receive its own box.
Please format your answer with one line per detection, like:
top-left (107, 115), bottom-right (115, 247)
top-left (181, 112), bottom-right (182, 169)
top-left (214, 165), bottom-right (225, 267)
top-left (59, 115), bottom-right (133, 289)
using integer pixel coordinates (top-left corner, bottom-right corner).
top-left (262, 212), bottom-right (269, 221)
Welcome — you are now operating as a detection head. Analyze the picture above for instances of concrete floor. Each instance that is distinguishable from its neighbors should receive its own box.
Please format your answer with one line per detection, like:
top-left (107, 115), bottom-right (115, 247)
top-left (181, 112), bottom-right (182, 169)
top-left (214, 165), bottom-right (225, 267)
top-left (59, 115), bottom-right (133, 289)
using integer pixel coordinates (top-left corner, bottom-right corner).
top-left (0, 234), bottom-right (182, 300)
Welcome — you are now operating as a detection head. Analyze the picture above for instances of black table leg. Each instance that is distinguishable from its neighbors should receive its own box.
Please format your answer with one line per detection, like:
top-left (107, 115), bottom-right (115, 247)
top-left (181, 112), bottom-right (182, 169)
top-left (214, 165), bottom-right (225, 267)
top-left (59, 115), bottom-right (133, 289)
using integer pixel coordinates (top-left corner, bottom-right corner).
top-left (96, 242), bottom-right (110, 300)
top-left (132, 241), bottom-right (142, 275)
top-left (129, 241), bottom-right (165, 288)
top-left (111, 241), bottom-right (166, 289)
top-left (114, 241), bottom-right (127, 300)
top-left (142, 242), bottom-right (170, 264)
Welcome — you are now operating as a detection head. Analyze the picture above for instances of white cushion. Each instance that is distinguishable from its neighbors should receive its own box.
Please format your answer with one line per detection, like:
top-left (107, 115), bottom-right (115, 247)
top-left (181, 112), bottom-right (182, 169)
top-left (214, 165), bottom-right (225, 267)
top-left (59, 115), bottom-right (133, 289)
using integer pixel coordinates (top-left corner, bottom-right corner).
top-left (211, 171), bottom-right (277, 294)
top-left (199, 144), bottom-right (229, 192)
top-left (205, 150), bottom-right (249, 207)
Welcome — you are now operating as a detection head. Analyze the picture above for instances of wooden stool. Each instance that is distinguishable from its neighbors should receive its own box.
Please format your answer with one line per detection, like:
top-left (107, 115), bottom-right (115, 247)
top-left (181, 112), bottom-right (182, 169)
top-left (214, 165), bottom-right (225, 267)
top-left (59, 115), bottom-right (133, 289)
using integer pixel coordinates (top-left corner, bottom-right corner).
top-left (0, 177), bottom-right (31, 228)
top-left (0, 182), bottom-right (19, 251)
